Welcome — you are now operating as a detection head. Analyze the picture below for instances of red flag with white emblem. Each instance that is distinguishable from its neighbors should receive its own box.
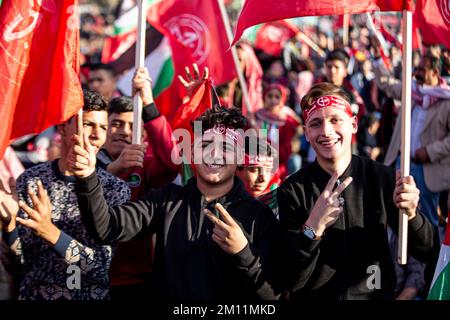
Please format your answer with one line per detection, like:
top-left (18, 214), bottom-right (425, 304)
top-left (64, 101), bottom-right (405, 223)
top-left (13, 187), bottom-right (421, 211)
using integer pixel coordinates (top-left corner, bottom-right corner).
top-left (254, 20), bottom-right (299, 57)
top-left (414, 0), bottom-right (450, 49)
top-left (232, 0), bottom-right (414, 45)
top-left (147, 0), bottom-right (236, 86)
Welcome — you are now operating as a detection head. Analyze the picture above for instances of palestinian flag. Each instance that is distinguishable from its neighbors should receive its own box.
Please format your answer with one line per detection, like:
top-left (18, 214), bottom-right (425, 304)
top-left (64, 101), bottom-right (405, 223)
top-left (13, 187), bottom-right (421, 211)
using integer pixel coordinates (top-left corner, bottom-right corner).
top-left (428, 223), bottom-right (450, 300)
top-left (102, 0), bottom-right (193, 122)
top-left (102, 0), bottom-right (158, 63)
top-left (108, 24), bottom-right (193, 122)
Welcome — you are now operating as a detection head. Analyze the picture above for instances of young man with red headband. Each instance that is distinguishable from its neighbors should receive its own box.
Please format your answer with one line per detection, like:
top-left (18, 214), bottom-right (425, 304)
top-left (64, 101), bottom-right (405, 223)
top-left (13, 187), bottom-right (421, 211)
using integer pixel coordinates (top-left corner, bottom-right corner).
top-left (277, 83), bottom-right (435, 300)
top-left (236, 137), bottom-right (281, 218)
top-left (63, 107), bottom-right (281, 300)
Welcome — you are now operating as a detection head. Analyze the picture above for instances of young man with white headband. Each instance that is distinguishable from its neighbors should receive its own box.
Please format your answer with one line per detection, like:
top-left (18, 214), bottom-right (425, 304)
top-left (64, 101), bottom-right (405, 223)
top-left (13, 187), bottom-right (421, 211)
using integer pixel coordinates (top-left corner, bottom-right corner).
top-left (277, 83), bottom-right (435, 300)
top-left (62, 107), bottom-right (281, 300)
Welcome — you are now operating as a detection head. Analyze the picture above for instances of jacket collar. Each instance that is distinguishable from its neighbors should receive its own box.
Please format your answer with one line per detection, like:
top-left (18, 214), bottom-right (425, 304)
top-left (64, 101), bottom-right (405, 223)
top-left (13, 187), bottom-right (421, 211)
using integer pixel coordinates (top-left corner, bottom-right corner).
top-left (186, 176), bottom-right (252, 207)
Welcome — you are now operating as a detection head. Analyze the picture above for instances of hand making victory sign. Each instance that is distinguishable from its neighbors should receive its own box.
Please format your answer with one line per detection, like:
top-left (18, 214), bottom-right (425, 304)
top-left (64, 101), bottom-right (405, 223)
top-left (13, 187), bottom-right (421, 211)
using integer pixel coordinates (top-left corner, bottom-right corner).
top-left (304, 172), bottom-right (353, 238)
top-left (204, 203), bottom-right (248, 255)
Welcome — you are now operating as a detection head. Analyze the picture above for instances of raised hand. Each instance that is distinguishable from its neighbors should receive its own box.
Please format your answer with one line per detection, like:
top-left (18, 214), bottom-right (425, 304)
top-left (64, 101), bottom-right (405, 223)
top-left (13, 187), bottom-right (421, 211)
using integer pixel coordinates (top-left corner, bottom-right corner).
top-left (0, 177), bottom-right (19, 232)
top-left (304, 172), bottom-right (353, 238)
top-left (204, 203), bottom-right (248, 255)
top-left (67, 133), bottom-right (97, 179)
top-left (178, 63), bottom-right (209, 100)
top-left (16, 179), bottom-right (61, 245)
top-left (394, 171), bottom-right (419, 220)
top-left (132, 67), bottom-right (154, 106)
top-left (107, 143), bottom-right (147, 175)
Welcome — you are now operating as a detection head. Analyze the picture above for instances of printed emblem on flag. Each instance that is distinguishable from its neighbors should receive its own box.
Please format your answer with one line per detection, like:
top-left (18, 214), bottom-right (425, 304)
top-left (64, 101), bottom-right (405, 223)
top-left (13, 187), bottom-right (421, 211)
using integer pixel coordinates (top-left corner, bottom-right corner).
top-left (439, 0), bottom-right (450, 25)
top-left (164, 14), bottom-right (210, 65)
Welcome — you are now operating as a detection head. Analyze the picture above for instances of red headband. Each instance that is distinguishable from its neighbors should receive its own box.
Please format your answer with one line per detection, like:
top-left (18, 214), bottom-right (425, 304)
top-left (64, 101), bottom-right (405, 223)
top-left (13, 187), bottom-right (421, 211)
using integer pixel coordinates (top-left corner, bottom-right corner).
top-left (302, 95), bottom-right (353, 123)
top-left (203, 124), bottom-right (244, 147)
top-left (243, 154), bottom-right (274, 168)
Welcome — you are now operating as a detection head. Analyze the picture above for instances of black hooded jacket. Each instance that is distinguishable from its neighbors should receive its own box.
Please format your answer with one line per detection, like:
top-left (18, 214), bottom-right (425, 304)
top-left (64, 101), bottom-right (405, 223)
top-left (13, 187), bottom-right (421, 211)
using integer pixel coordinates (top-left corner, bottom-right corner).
top-left (75, 174), bottom-right (281, 300)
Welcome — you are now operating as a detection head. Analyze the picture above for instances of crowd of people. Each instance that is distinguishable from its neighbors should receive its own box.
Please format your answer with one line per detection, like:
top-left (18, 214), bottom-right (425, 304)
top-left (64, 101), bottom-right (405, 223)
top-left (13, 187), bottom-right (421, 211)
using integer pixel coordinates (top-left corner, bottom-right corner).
top-left (0, 0), bottom-right (449, 302)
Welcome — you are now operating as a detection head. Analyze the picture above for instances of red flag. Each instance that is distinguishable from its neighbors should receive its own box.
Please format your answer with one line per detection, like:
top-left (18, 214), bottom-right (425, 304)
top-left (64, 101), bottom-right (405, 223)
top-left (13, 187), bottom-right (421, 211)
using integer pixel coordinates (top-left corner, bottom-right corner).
top-left (171, 78), bottom-right (212, 132)
top-left (0, 0), bottom-right (83, 159)
top-left (414, 0), bottom-right (450, 49)
top-left (254, 20), bottom-right (299, 57)
top-left (147, 0), bottom-right (236, 86)
top-left (233, 0), bottom-right (414, 45)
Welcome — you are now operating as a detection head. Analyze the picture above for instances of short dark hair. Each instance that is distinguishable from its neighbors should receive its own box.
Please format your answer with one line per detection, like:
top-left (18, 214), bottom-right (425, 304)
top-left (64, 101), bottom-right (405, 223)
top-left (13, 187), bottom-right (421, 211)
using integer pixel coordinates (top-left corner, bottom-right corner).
top-left (108, 96), bottom-right (133, 115)
top-left (423, 54), bottom-right (442, 73)
top-left (89, 63), bottom-right (115, 77)
top-left (325, 49), bottom-right (350, 65)
top-left (300, 83), bottom-right (350, 119)
top-left (194, 106), bottom-right (248, 133)
top-left (83, 89), bottom-right (108, 112)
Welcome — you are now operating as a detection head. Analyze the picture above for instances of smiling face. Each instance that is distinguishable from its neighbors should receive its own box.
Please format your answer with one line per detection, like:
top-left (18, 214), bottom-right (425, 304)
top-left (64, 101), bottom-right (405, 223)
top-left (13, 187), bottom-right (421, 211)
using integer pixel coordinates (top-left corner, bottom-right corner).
top-left (104, 111), bottom-right (133, 159)
top-left (304, 107), bottom-right (357, 164)
top-left (193, 133), bottom-right (238, 186)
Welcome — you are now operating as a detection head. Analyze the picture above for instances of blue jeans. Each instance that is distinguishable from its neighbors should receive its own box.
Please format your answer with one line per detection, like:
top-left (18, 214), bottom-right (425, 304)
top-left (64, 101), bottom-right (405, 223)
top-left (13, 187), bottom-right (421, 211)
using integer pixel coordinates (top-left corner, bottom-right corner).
top-left (396, 157), bottom-right (440, 227)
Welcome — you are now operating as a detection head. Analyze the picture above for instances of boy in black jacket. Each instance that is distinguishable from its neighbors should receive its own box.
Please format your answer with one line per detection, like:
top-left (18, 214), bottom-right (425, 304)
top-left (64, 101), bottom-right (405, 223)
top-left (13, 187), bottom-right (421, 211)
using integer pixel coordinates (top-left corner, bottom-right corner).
top-left (66, 106), bottom-right (281, 300)
top-left (278, 83), bottom-right (435, 300)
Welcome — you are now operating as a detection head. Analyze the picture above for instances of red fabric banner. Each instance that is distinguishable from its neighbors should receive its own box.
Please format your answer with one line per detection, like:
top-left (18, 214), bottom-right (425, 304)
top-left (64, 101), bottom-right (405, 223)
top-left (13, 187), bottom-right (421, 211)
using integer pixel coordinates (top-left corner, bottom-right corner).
top-left (148, 0), bottom-right (237, 86)
top-left (414, 0), bottom-right (450, 49)
top-left (0, 0), bottom-right (83, 159)
top-left (233, 0), bottom-right (414, 45)
top-left (254, 20), bottom-right (299, 57)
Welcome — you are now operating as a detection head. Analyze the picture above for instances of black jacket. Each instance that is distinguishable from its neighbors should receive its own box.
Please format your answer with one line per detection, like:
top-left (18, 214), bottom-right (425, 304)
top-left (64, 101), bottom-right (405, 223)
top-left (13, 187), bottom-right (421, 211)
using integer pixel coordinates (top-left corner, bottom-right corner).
top-left (277, 155), bottom-right (435, 300)
top-left (76, 174), bottom-right (281, 300)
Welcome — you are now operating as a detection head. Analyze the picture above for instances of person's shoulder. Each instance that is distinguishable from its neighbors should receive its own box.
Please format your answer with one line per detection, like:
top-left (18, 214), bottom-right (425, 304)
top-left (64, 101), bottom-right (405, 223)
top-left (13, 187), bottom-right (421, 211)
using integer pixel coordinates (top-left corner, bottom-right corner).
top-left (17, 162), bottom-right (52, 184)
top-left (354, 155), bottom-right (394, 181)
top-left (279, 166), bottom-right (310, 190)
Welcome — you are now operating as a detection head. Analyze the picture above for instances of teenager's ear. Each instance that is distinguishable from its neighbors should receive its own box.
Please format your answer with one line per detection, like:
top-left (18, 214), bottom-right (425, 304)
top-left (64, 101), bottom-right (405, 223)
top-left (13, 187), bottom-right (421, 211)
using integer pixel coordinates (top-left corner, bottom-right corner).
top-left (351, 116), bottom-right (358, 134)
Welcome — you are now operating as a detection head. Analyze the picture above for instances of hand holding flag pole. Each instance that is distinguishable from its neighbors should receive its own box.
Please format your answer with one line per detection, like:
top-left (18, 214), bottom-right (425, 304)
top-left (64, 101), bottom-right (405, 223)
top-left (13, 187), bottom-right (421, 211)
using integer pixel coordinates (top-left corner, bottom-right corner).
top-left (398, 9), bottom-right (413, 265)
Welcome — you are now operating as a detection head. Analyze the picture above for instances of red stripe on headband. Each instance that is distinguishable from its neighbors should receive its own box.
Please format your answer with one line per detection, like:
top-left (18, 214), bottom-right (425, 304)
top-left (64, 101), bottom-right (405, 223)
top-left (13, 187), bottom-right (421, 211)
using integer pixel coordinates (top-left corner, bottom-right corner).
top-left (302, 95), bottom-right (353, 123)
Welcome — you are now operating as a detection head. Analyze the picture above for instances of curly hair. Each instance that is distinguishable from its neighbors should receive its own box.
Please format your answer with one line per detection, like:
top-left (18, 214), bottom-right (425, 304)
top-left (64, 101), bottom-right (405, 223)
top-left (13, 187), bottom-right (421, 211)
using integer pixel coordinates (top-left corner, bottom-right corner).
top-left (193, 105), bottom-right (249, 133)
top-left (83, 89), bottom-right (108, 112)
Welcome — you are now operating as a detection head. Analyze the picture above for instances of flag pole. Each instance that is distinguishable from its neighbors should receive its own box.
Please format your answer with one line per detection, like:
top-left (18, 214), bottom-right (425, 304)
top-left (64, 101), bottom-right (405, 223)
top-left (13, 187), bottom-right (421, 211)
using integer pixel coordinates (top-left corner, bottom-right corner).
top-left (217, 0), bottom-right (253, 119)
top-left (77, 109), bottom-right (84, 149)
top-left (132, 0), bottom-right (147, 145)
top-left (295, 31), bottom-right (326, 58)
top-left (398, 9), bottom-right (413, 265)
top-left (343, 13), bottom-right (350, 46)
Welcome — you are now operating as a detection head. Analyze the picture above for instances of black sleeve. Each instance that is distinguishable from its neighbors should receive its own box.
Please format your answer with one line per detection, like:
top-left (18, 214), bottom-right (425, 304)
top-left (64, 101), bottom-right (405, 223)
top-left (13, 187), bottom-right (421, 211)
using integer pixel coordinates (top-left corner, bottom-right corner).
top-left (75, 172), bottom-right (163, 244)
top-left (277, 182), bottom-right (321, 293)
top-left (142, 102), bottom-right (161, 123)
top-left (232, 206), bottom-right (282, 300)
